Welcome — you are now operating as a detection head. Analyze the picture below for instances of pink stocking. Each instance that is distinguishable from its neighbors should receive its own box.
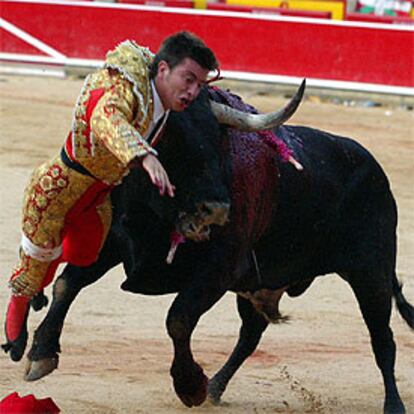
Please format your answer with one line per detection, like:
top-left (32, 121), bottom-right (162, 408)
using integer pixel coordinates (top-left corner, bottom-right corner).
top-left (5, 295), bottom-right (30, 342)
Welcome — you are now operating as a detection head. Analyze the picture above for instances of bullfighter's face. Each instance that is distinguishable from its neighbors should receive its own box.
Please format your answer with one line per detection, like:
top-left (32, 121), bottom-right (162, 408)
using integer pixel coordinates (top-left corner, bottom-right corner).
top-left (155, 58), bottom-right (209, 112)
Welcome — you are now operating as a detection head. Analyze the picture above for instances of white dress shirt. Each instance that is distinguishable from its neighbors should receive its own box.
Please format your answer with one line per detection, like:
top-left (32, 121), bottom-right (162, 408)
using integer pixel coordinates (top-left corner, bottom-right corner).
top-left (144, 81), bottom-right (170, 143)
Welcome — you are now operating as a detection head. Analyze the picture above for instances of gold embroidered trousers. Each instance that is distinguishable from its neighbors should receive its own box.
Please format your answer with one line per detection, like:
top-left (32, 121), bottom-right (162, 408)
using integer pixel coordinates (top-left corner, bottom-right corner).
top-left (9, 155), bottom-right (112, 297)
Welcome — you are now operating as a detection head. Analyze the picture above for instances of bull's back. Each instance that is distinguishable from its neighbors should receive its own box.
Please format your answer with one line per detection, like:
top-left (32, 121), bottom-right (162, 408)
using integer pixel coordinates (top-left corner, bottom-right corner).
top-left (253, 125), bottom-right (397, 284)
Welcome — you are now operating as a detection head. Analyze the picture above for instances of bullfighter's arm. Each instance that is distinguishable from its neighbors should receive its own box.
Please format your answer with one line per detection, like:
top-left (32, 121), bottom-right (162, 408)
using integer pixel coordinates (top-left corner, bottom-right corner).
top-left (90, 78), bottom-right (157, 166)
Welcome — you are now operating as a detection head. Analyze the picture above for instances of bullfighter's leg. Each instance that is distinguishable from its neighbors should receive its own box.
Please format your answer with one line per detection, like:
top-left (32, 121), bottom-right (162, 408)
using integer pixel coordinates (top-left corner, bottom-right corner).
top-left (208, 294), bottom-right (269, 405)
top-left (2, 259), bottom-right (60, 362)
top-left (3, 158), bottom-right (109, 362)
top-left (166, 276), bottom-right (227, 407)
top-left (347, 270), bottom-right (405, 414)
top-left (24, 232), bottom-right (121, 382)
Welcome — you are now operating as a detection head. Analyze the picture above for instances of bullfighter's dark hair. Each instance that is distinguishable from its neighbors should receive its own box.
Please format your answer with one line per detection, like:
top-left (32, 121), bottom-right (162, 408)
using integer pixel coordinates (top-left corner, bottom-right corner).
top-left (150, 31), bottom-right (218, 79)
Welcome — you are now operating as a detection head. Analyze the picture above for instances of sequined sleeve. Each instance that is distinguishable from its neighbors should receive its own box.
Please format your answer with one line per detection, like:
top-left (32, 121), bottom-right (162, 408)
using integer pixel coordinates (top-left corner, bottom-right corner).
top-left (90, 78), bottom-right (157, 166)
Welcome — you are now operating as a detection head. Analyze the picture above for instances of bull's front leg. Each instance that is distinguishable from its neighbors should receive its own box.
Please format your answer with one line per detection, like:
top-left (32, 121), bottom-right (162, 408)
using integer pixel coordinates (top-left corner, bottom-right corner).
top-left (25, 264), bottom-right (111, 381)
top-left (166, 279), bottom-right (226, 407)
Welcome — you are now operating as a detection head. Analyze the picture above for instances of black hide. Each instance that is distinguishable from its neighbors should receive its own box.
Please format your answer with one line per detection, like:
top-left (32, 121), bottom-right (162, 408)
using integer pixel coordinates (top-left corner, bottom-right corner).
top-left (118, 122), bottom-right (397, 295)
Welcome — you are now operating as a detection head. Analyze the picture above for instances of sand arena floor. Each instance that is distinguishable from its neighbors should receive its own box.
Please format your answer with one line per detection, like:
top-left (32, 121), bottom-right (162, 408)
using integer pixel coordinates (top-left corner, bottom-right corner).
top-left (0, 75), bottom-right (413, 413)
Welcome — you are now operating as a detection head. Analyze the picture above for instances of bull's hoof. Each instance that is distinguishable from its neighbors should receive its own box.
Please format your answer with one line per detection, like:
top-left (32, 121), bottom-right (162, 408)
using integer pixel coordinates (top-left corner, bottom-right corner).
top-left (207, 377), bottom-right (226, 406)
top-left (207, 392), bottom-right (221, 406)
top-left (176, 373), bottom-right (208, 407)
top-left (24, 356), bottom-right (59, 382)
top-left (1, 328), bottom-right (28, 362)
top-left (172, 362), bottom-right (208, 407)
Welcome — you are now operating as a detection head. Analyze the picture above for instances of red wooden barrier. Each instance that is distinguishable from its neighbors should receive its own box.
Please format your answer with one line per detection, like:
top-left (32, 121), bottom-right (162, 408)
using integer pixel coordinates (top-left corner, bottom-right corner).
top-left (1, 0), bottom-right (413, 92)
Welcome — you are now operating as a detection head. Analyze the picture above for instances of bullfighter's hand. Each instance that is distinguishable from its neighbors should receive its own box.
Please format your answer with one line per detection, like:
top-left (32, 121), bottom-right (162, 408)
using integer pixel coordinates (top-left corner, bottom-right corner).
top-left (142, 154), bottom-right (176, 197)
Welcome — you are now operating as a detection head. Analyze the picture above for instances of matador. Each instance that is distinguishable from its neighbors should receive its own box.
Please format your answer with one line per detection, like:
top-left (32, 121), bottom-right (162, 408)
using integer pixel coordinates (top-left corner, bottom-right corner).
top-left (3, 32), bottom-right (218, 359)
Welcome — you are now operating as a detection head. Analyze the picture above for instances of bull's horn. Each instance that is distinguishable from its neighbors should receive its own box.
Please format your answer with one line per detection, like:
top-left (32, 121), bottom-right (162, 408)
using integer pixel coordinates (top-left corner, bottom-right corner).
top-left (210, 79), bottom-right (306, 132)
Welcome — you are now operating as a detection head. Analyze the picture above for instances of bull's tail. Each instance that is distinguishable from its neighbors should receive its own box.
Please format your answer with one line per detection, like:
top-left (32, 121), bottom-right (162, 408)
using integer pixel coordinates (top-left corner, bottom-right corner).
top-left (393, 273), bottom-right (414, 329)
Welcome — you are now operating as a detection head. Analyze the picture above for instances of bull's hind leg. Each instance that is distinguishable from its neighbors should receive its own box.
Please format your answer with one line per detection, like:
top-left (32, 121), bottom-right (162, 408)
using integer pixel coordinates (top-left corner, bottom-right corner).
top-left (24, 235), bottom-right (121, 381)
top-left (208, 295), bottom-right (269, 404)
top-left (346, 270), bottom-right (405, 414)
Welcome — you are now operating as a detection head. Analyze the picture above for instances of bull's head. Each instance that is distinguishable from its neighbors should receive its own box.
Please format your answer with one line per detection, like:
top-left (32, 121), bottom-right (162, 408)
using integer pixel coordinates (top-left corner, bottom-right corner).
top-left (117, 81), bottom-right (305, 262)
top-left (165, 81), bottom-right (306, 241)
top-left (158, 88), bottom-right (231, 244)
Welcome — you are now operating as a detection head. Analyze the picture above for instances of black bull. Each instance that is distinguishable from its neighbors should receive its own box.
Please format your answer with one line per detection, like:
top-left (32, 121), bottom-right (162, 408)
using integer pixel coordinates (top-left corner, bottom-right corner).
top-left (13, 86), bottom-right (413, 413)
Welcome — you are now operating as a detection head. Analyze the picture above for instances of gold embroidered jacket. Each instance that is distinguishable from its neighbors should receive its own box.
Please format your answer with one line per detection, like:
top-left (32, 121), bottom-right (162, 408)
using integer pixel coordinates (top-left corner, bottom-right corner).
top-left (66, 40), bottom-right (157, 185)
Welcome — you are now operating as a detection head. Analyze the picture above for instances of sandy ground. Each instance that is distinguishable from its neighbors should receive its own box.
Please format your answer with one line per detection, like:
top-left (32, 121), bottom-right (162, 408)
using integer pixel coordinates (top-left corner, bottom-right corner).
top-left (0, 75), bottom-right (413, 414)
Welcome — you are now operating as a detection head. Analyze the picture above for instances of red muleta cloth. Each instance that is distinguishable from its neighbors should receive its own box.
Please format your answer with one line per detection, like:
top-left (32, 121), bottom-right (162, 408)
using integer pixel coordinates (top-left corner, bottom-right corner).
top-left (0, 392), bottom-right (60, 414)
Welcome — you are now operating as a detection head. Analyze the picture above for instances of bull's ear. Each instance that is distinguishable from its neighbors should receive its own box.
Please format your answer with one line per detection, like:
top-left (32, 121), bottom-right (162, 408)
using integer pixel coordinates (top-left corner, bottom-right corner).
top-left (210, 79), bottom-right (306, 132)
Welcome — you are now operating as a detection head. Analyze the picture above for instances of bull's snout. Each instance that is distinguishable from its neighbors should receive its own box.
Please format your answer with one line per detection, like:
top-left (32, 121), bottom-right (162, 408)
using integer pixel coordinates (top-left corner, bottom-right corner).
top-left (177, 201), bottom-right (230, 241)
